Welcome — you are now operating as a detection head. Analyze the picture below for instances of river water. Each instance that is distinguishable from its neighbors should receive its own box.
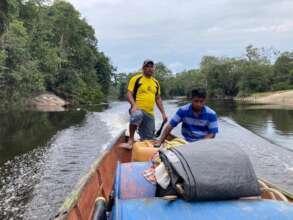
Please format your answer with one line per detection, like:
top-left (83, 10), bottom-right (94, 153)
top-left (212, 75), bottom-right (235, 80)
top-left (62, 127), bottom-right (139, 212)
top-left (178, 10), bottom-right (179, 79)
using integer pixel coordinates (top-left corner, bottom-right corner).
top-left (0, 101), bottom-right (293, 219)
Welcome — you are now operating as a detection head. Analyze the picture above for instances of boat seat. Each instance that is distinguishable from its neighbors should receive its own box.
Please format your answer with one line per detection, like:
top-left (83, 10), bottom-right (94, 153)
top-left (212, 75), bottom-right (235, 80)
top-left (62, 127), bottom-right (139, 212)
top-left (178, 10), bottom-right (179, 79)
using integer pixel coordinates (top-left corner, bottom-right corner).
top-left (114, 162), bottom-right (155, 199)
top-left (112, 198), bottom-right (293, 220)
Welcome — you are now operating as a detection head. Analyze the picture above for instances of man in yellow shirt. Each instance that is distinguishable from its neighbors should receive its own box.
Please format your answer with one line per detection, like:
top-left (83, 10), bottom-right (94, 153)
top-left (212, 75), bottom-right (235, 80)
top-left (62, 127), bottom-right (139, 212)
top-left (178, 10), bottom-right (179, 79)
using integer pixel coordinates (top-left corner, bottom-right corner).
top-left (125, 59), bottom-right (167, 148)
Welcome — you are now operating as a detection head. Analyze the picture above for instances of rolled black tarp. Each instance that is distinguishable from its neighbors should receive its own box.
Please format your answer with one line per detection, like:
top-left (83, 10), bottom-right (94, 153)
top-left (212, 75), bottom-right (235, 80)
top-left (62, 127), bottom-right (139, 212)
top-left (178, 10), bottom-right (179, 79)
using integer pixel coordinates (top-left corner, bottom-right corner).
top-left (159, 139), bottom-right (261, 201)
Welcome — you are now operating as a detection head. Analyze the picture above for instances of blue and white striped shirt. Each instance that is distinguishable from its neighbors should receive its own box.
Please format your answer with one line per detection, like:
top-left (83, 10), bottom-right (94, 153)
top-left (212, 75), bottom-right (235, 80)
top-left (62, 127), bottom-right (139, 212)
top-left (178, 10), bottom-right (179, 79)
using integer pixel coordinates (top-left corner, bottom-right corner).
top-left (169, 104), bottom-right (219, 142)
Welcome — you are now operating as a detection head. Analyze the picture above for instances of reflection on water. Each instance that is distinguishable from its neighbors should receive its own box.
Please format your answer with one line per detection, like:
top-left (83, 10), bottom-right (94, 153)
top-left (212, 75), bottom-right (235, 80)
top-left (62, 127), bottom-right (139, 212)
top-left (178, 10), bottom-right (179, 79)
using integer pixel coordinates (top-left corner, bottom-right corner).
top-left (0, 106), bottom-right (107, 220)
top-left (0, 111), bottom-right (87, 165)
top-left (208, 100), bottom-right (293, 151)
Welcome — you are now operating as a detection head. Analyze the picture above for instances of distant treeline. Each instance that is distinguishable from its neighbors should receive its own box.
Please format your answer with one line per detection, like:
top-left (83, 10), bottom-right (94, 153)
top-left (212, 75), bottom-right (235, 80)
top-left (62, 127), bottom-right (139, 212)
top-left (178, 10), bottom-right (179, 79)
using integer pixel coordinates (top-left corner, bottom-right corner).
top-left (0, 0), bottom-right (114, 108)
top-left (115, 45), bottom-right (293, 100)
top-left (1, 1), bottom-right (293, 109)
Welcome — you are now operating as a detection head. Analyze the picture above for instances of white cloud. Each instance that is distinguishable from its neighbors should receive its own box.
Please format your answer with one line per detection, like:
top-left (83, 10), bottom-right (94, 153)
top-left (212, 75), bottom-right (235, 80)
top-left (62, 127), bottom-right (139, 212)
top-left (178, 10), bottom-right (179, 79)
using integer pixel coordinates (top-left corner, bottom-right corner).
top-left (68, 0), bottom-right (293, 73)
top-left (168, 62), bottom-right (184, 73)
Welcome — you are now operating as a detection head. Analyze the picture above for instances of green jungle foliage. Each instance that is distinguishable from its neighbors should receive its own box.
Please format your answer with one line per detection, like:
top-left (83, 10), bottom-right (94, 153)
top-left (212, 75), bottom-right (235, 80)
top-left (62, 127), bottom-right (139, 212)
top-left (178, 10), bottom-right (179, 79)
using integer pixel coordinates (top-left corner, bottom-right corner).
top-left (1, 1), bottom-right (292, 105)
top-left (0, 0), bottom-right (114, 109)
top-left (116, 46), bottom-right (293, 99)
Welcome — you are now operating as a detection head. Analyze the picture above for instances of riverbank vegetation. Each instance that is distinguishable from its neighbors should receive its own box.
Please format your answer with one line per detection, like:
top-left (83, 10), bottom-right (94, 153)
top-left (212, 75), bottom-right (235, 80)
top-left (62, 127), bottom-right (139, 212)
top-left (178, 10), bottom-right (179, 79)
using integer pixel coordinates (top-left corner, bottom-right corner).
top-left (1, 1), bottom-right (292, 109)
top-left (0, 0), bottom-right (114, 110)
top-left (116, 45), bottom-right (293, 100)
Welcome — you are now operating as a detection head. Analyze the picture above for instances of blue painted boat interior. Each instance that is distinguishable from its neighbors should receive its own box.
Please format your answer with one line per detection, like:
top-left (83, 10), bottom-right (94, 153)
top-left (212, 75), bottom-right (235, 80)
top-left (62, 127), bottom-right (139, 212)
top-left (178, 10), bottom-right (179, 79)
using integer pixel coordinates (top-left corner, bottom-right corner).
top-left (113, 198), bottom-right (293, 220)
top-left (112, 162), bottom-right (293, 220)
top-left (114, 162), bottom-right (155, 199)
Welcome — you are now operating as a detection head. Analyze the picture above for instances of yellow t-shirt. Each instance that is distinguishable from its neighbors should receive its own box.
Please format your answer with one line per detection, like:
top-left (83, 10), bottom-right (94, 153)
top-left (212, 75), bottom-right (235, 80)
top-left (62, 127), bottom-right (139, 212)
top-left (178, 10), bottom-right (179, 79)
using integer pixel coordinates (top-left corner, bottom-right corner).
top-left (128, 73), bottom-right (160, 115)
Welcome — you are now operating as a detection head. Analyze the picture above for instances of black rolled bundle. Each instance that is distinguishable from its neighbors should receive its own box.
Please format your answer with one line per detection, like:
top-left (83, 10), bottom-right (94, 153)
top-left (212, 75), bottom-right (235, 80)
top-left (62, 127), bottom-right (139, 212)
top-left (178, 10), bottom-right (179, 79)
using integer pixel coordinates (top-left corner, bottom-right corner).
top-left (159, 139), bottom-right (261, 201)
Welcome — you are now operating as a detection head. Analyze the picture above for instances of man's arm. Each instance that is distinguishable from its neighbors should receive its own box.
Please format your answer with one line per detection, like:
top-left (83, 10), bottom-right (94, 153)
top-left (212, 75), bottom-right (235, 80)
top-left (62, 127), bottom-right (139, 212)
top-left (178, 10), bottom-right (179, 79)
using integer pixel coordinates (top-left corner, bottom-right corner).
top-left (127, 75), bottom-right (138, 113)
top-left (156, 95), bottom-right (167, 122)
top-left (204, 133), bottom-right (215, 139)
top-left (157, 124), bottom-right (173, 146)
top-left (127, 91), bottom-right (137, 113)
top-left (206, 113), bottom-right (218, 139)
top-left (156, 108), bottom-right (183, 147)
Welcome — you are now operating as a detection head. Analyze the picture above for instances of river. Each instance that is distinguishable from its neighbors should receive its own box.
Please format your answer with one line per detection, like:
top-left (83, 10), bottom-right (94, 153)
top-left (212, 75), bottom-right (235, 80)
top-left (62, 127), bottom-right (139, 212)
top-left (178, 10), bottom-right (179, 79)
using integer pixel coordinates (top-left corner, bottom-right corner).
top-left (0, 101), bottom-right (293, 219)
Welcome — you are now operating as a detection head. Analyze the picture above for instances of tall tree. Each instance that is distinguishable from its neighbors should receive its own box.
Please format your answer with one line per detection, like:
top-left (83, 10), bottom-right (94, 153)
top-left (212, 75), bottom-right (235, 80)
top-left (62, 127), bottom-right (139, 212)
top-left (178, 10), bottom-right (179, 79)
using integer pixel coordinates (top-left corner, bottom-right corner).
top-left (273, 52), bottom-right (293, 90)
top-left (154, 62), bottom-right (172, 98)
top-left (201, 56), bottom-right (240, 97)
top-left (0, 0), bottom-right (8, 36)
top-left (95, 52), bottom-right (115, 96)
top-left (0, 0), bottom-right (115, 109)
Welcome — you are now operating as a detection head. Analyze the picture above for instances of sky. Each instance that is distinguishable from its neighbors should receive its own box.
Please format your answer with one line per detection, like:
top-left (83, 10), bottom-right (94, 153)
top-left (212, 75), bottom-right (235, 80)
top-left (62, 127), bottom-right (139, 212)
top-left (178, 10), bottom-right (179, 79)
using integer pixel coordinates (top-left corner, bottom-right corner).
top-left (68, 0), bottom-right (293, 73)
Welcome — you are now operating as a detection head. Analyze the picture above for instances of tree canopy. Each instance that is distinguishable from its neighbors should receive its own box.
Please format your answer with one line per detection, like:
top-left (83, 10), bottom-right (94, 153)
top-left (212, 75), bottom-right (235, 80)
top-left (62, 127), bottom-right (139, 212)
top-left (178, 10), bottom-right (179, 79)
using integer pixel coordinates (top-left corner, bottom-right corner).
top-left (1, 1), bottom-right (292, 107)
top-left (115, 45), bottom-right (293, 99)
top-left (0, 0), bottom-right (114, 109)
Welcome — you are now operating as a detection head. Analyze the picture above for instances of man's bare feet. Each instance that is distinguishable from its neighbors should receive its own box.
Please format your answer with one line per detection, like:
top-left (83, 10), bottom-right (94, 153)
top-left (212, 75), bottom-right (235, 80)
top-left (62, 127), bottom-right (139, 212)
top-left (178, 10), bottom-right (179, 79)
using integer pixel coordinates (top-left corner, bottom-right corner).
top-left (118, 140), bottom-right (133, 150)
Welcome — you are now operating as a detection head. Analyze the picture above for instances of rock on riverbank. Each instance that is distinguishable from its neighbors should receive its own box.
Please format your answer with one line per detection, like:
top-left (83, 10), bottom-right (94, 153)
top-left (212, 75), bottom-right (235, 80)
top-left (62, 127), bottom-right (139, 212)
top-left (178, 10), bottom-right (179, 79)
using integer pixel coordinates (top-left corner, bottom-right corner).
top-left (29, 93), bottom-right (69, 112)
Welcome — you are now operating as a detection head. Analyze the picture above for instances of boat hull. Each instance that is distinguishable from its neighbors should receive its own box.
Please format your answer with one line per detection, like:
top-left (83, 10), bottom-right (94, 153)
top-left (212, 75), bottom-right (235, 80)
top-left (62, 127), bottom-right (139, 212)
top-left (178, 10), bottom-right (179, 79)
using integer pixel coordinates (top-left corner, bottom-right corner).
top-left (54, 130), bottom-right (131, 220)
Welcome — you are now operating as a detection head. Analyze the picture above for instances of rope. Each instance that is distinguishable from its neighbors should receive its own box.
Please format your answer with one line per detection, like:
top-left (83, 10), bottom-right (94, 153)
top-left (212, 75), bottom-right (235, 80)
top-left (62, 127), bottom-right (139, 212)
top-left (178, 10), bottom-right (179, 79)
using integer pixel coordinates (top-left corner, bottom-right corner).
top-left (261, 188), bottom-right (289, 202)
top-left (258, 179), bottom-right (288, 202)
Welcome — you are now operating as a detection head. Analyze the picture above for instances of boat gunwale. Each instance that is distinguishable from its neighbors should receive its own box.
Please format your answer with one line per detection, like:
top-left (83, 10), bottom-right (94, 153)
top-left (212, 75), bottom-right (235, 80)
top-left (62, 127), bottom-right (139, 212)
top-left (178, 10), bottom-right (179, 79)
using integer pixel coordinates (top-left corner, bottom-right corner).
top-left (54, 129), bottom-right (126, 220)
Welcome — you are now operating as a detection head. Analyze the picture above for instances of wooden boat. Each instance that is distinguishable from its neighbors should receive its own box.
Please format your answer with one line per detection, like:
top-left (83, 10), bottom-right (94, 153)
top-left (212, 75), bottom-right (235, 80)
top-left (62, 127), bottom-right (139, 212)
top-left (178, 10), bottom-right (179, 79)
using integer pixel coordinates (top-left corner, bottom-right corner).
top-left (54, 130), bottom-right (293, 220)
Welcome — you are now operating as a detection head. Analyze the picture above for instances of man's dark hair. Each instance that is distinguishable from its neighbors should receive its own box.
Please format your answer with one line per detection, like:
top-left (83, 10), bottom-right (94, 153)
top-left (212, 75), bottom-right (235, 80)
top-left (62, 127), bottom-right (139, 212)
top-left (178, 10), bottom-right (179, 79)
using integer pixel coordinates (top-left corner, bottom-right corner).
top-left (191, 88), bottom-right (206, 99)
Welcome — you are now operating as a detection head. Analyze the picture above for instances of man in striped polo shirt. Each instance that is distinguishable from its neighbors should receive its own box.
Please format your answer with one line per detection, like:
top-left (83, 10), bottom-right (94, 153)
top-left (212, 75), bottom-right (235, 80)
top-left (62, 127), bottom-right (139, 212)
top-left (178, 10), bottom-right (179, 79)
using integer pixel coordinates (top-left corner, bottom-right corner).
top-left (157, 88), bottom-right (218, 145)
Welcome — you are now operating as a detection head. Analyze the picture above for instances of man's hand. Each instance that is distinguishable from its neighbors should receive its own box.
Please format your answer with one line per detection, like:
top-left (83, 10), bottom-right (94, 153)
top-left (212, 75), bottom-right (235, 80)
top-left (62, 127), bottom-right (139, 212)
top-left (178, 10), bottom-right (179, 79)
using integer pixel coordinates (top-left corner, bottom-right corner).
top-left (153, 140), bottom-right (162, 148)
top-left (127, 91), bottom-right (137, 113)
top-left (204, 133), bottom-right (215, 139)
top-left (131, 105), bottom-right (137, 113)
top-left (156, 95), bottom-right (167, 122)
top-left (162, 113), bottom-right (168, 123)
